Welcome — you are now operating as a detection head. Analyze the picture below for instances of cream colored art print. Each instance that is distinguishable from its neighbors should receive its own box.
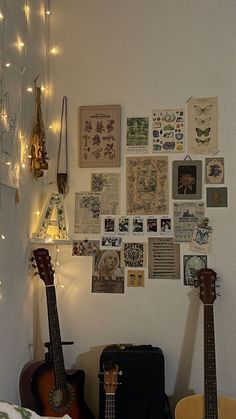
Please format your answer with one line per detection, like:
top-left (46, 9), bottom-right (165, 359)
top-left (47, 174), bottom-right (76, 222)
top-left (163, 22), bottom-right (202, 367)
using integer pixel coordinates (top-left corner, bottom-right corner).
top-left (79, 105), bottom-right (120, 167)
top-left (126, 156), bottom-right (169, 215)
top-left (187, 97), bottom-right (218, 154)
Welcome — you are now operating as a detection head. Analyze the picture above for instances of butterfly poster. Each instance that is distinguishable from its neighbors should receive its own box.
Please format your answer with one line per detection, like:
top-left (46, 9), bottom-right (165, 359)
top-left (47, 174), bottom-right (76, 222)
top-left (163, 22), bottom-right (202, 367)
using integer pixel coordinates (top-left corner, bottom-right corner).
top-left (187, 97), bottom-right (218, 155)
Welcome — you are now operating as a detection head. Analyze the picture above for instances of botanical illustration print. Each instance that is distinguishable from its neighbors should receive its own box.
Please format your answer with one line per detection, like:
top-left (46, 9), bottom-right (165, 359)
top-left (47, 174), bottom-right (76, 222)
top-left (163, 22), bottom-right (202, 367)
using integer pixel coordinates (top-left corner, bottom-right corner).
top-left (183, 255), bottom-right (207, 286)
top-left (172, 160), bottom-right (202, 199)
top-left (152, 108), bottom-right (185, 152)
top-left (79, 105), bottom-right (120, 167)
top-left (126, 156), bottom-right (169, 215)
top-left (187, 97), bottom-right (218, 154)
top-left (126, 117), bottom-right (149, 152)
top-left (205, 157), bottom-right (224, 184)
top-left (123, 243), bottom-right (145, 267)
top-left (91, 172), bottom-right (120, 214)
top-left (74, 192), bottom-right (101, 234)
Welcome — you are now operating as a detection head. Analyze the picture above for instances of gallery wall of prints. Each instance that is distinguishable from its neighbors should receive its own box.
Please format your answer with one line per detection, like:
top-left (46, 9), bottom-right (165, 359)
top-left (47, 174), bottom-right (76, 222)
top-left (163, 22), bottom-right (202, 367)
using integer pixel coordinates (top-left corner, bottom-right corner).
top-left (71, 97), bottom-right (227, 293)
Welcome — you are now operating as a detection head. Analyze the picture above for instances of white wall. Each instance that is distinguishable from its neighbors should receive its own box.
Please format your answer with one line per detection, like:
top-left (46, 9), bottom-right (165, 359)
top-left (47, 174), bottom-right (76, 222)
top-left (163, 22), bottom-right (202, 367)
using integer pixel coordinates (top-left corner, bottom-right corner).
top-left (0, 0), bottom-right (51, 402)
top-left (1, 0), bottom-right (236, 417)
top-left (48, 0), bottom-right (236, 415)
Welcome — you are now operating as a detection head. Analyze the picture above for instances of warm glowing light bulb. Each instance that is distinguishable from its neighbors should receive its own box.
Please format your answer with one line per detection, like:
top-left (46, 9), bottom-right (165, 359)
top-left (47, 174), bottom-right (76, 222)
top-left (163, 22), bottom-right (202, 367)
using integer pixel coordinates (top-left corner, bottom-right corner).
top-left (0, 12), bottom-right (4, 20)
top-left (5, 62), bottom-right (10, 67)
top-left (50, 47), bottom-right (59, 55)
top-left (25, 4), bottom-right (30, 19)
top-left (22, 163), bottom-right (26, 168)
top-left (46, 10), bottom-right (51, 15)
top-left (5, 161), bottom-right (11, 166)
top-left (1, 234), bottom-right (5, 240)
top-left (41, 85), bottom-right (46, 92)
top-left (27, 87), bottom-right (33, 92)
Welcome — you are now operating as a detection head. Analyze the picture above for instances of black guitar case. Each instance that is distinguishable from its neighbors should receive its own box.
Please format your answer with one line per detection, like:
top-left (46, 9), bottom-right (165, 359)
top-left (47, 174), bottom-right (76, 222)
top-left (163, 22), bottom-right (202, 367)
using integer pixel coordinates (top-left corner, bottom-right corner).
top-left (99, 344), bottom-right (169, 419)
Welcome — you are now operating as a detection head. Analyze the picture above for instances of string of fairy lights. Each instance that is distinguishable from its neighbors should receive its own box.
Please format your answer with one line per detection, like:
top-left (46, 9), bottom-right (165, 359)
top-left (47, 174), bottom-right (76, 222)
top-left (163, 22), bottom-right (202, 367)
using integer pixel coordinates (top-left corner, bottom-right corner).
top-left (0, 0), bottom-right (64, 291)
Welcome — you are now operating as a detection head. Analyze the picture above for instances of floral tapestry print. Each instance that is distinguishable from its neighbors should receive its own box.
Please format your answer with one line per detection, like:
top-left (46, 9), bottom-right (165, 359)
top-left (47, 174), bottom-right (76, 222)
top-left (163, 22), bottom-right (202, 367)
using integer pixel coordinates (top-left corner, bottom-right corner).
top-left (79, 105), bottom-right (121, 167)
top-left (126, 156), bottom-right (169, 215)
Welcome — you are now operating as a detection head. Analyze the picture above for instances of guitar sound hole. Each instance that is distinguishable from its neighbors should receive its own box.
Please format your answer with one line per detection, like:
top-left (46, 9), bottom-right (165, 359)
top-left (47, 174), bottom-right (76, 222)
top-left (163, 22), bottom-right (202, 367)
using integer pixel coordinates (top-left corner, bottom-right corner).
top-left (49, 384), bottom-right (75, 413)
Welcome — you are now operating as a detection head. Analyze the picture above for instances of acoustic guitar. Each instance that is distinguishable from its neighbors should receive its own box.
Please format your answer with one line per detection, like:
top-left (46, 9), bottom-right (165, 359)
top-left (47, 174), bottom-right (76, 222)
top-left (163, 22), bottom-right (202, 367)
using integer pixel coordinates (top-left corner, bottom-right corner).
top-left (175, 268), bottom-right (236, 419)
top-left (19, 247), bottom-right (95, 419)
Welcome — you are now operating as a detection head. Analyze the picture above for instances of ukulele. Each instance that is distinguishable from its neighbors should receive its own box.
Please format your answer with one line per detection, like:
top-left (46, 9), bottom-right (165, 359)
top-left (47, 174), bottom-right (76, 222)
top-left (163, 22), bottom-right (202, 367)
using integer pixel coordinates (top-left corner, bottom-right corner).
top-left (19, 248), bottom-right (95, 419)
top-left (175, 268), bottom-right (236, 419)
top-left (102, 362), bottom-right (120, 419)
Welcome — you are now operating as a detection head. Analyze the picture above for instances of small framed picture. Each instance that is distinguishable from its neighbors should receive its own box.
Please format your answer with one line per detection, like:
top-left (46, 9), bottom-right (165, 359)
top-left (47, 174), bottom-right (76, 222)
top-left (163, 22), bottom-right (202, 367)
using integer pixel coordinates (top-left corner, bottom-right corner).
top-left (206, 187), bottom-right (228, 207)
top-left (172, 160), bottom-right (202, 199)
top-left (79, 105), bottom-right (121, 167)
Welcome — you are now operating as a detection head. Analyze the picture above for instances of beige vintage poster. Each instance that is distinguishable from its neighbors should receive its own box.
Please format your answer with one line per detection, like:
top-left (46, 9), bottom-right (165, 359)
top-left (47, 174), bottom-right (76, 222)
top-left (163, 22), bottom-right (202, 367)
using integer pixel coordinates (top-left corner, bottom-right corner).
top-left (126, 156), bottom-right (169, 215)
top-left (91, 172), bottom-right (121, 214)
top-left (187, 97), bottom-right (218, 155)
top-left (74, 192), bottom-right (100, 234)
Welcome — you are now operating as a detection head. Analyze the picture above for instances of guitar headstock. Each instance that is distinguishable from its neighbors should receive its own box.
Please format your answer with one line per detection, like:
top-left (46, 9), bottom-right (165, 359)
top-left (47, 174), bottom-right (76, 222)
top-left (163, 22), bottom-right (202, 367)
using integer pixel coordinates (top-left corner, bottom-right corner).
top-left (33, 248), bottom-right (54, 286)
top-left (198, 268), bottom-right (217, 305)
top-left (102, 362), bottom-right (120, 395)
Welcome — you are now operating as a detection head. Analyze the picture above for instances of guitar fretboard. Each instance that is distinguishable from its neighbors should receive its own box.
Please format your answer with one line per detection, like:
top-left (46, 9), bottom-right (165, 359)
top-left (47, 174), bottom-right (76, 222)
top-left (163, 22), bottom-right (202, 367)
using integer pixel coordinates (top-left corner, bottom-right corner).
top-left (46, 284), bottom-right (67, 390)
top-left (105, 394), bottom-right (115, 419)
top-left (204, 304), bottom-right (218, 419)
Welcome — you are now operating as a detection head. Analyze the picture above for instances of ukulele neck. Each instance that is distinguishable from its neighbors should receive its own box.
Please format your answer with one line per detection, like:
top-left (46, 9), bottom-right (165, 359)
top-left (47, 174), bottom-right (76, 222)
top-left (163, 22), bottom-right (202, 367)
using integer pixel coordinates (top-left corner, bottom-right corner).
top-left (105, 393), bottom-right (115, 419)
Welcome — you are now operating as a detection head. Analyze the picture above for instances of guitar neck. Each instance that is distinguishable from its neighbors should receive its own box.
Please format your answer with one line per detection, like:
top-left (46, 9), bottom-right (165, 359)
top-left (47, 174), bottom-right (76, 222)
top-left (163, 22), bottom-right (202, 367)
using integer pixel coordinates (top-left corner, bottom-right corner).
top-left (46, 284), bottom-right (67, 389)
top-left (204, 304), bottom-right (218, 418)
top-left (105, 394), bottom-right (115, 419)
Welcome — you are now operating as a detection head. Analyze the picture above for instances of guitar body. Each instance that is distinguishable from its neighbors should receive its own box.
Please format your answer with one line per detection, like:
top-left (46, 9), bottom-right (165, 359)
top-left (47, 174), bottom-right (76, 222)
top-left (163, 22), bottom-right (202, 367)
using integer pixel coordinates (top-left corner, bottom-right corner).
top-left (175, 394), bottom-right (236, 419)
top-left (20, 360), bottom-right (94, 419)
top-left (20, 249), bottom-right (95, 419)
